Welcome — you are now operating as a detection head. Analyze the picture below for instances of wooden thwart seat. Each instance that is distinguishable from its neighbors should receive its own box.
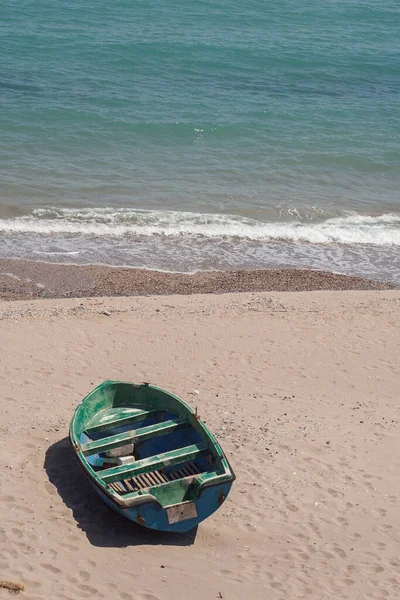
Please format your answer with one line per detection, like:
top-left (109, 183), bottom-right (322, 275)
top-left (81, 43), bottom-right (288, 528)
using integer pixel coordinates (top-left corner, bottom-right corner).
top-left (100, 443), bottom-right (208, 484)
top-left (86, 409), bottom-right (159, 436)
top-left (82, 418), bottom-right (186, 457)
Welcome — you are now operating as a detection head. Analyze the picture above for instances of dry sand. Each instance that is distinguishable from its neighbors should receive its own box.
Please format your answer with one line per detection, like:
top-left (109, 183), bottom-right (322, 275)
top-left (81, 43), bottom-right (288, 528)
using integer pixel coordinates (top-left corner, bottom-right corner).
top-left (0, 290), bottom-right (399, 599)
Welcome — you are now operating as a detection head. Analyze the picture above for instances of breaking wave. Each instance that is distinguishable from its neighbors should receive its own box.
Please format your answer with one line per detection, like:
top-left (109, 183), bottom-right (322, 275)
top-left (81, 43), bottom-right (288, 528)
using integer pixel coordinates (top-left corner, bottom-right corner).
top-left (0, 207), bottom-right (399, 246)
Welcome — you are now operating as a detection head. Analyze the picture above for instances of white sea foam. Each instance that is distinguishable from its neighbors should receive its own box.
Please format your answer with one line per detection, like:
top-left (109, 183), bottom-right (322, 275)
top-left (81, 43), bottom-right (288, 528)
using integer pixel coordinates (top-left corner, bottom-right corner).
top-left (0, 207), bottom-right (399, 246)
top-left (32, 250), bottom-right (81, 256)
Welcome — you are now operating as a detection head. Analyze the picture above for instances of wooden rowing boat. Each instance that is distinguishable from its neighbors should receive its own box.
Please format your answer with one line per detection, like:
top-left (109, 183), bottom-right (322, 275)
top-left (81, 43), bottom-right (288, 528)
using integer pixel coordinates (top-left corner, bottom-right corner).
top-left (69, 381), bottom-right (235, 532)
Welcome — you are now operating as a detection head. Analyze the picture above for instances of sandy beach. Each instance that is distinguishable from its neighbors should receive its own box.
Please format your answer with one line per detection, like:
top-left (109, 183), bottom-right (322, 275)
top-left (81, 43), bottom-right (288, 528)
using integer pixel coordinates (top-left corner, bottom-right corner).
top-left (3, 1), bottom-right (399, 598)
top-left (0, 289), bottom-right (399, 599)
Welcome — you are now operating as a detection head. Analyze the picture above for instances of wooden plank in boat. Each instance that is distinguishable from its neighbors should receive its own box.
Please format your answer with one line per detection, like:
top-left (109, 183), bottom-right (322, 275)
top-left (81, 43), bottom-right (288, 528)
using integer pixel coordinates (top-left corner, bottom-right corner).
top-left (99, 443), bottom-right (207, 484)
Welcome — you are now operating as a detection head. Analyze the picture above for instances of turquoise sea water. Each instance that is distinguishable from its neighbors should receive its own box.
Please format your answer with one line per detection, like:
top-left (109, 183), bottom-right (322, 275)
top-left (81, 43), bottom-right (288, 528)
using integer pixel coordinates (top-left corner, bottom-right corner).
top-left (1, 0), bottom-right (400, 280)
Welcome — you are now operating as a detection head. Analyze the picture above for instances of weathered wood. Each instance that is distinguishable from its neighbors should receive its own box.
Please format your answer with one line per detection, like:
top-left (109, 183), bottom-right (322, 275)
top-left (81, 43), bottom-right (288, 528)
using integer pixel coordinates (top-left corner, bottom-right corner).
top-left (140, 473), bottom-right (152, 488)
top-left (146, 472), bottom-right (159, 486)
top-left (180, 466), bottom-right (192, 477)
top-left (133, 475), bottom-right (146, 489)
top-left (153, 471), bottom-right (168, 483)
top-left (124, 479), bottom-right (134, 491)
top-left (118, 471), bottom-right (219, 507)
top-left (152, 470), bottom-right (165, 484)
top-left (100, 443), bottom-right (207, 484)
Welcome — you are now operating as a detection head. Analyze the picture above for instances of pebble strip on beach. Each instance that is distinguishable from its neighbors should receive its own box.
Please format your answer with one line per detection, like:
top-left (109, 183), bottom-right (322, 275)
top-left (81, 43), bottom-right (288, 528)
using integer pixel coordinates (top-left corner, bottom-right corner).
top-left (0, 258), bottom-right (394, 301)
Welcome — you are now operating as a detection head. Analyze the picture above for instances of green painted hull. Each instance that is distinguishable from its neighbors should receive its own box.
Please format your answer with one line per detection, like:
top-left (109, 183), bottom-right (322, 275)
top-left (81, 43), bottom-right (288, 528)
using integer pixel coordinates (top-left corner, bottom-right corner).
top-left (69, 381), bottom-right (235, 532)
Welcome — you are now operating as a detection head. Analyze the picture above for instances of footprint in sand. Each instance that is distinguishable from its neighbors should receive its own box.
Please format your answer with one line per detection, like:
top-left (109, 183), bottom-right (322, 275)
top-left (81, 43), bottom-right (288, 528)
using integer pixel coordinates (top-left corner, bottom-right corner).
top-left (15, 504), bottom-right (34, 515)
top-left (119, 593), bottom-right (133, 600)
top-left (360, 562), bottom-right (385, 575)
top-left (60, 541), bottom-right (79, 552)
top-left (332, 546), bottom-right (347, 559)
top-left (307, 520), bottom-right (322, 538)
top-left (286, 503), bottom-right (299, 513)
top-left (375, 523), bottom-right (393, 535)
top-left (41, 563), bottom-right (62, 574)
top-left (321, 551), bottom-right (336, 560)
top-left (23, 442), bottom-right (37, 450)
top-left (1, 495), bottom-right (16, 503)
top-left (11, 527), bottom-right (23, 538)
top-left (371, 541), bottom-right (386, 551)
top-left (372, 507), bottom-right (387, 517)
top-left (76, 583), bottom-right (101, 597)
top-left (327, 487), bottom-right (344, 498)
top-left (294, 532), bottom-right (308, 540)
top-left (216, 568), bottom-right (243, 584)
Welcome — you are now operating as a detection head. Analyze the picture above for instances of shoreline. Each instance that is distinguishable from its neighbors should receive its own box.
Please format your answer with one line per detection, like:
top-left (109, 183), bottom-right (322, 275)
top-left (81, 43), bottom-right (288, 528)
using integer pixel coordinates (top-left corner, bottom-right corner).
top-left (0, 257), bottom-right (395, 300)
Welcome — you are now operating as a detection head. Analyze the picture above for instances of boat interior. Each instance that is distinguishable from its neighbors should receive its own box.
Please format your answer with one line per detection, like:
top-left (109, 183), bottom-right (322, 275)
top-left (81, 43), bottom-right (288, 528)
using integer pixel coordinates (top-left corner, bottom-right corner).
top-left (79, 404), bottom-right (222, 506)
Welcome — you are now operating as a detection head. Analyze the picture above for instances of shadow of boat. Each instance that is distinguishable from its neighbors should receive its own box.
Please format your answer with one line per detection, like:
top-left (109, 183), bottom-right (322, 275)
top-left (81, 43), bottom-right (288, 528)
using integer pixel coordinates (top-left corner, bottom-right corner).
top-left (44, 437), bottom-right (197, 548)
